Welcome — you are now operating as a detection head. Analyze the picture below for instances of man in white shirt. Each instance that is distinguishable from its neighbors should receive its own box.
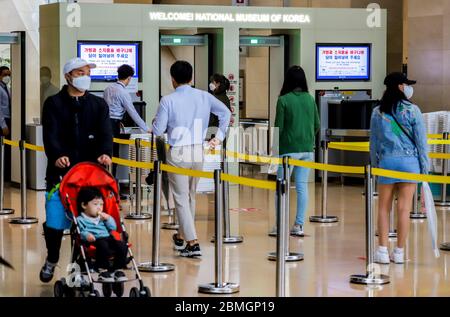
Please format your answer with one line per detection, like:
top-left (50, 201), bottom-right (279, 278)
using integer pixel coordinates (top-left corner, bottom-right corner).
top-left (152, 61), bottom-right (231, 257)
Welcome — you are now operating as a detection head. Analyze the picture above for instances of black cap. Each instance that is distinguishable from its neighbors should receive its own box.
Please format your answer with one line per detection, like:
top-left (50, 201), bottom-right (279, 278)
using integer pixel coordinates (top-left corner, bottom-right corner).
top-left (384, 72), bottom-right (417, 86)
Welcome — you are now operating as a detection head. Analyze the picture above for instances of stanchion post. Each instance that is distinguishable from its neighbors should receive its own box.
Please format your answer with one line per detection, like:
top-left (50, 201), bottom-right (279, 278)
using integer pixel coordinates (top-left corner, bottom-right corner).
top-left (9, 141), bottom-right (38, 225)
top-left (268, 157), bottom-right (303, 262)
top-left (350, 165), bottom-right (389, 285)
top-left (276, 178), bottom-right (287, 297)
top-left (310, 141), bottom-right (338, 223)
top-left (138, 161), bottom-right (175, 272)
top-left (436, 132), bottom-right (450, 207)
top-left (199, 169), bottom-right (239, 294)
top-left (126, 138), bottom-right (151, 220)
top-left (0, 137), bottom-right (14, 215)
top-left (211, 146), bottom-right (243, 244)
top-left (410, 185), bottom-right (426, 219)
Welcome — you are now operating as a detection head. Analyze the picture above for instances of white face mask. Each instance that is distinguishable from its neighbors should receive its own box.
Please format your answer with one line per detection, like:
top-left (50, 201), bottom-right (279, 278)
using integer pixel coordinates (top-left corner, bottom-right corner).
top-left (71, 75), bottom-right (91, 92)
top-left (404, 85), bottom-right (414, 99)
top-left (209, 83), bottom-right (216, 92)
top-left (2, 76), bottom-right (10, 85)
top-left (41, 76), bottom-right (51, 85)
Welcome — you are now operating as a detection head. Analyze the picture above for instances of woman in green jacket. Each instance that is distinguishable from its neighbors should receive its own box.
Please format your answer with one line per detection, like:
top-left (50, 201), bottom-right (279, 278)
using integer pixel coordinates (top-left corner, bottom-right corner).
top-left (273, 66), bottom-right (320, 237)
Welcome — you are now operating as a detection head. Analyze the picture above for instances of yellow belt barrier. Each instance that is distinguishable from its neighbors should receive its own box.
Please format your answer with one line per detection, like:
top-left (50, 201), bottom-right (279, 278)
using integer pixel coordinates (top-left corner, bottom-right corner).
top-left (428, 140), bottom-right (450, 145)
top-left (160, 163), bottom-right (214, 179)
top-left (226, 150), bottom-right (282, 165)
top-left (112, 157), bottom-right (154, 170)
top-left (289, 158), bottom-right (365, 175)
top-left (428, 134), bottom-right (444, 139)
top-left (24, 143), bottom-right (45, 152)
top-left (4, 139), bottom-right (19, 147)
top-left (222, 173), bottom-right (276, 191)
top-left (372, 168), bottom-right (450, 184)
top-left (113, 138), bottom-right (134, 146)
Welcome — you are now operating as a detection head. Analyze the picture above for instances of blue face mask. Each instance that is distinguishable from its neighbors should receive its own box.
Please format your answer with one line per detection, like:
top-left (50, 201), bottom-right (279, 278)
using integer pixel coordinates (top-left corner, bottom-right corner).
top-left (71, 75), bottom-right (91, 92)
top-left (404, 85), bottom-right (414, 99)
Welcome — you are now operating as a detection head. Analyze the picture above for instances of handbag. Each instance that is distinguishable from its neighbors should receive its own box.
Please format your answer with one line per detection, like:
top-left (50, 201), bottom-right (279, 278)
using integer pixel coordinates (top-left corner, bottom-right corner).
top-left (145, 133), bottom-right (155, 186)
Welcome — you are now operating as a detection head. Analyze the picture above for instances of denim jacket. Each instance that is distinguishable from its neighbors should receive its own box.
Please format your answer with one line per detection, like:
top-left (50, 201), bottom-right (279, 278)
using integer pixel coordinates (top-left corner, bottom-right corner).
top-left (370, 101), bottom-right (429, 174)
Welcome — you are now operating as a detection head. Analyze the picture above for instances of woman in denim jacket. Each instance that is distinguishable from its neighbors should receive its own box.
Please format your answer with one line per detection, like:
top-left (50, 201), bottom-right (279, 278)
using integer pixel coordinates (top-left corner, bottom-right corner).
top-left (370, 72), bottom-right (429, 265)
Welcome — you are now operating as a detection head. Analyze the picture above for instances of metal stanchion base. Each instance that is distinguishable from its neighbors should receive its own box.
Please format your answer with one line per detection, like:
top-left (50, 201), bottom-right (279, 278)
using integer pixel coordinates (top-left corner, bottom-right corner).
top-left (9, 217), bottom-right (38, 225)
top-left (198, 282), bottom-right (240, 294)
top-left (410, 212), bottom-right (427, 219)
top-left (309, 215), bottom-right (339, 223)
top-left (161, 223), bottom-right (179, 230)
top-left (0, 208), bottom-right (14, 215)
top-left (138, 262), bottom-right (175, 272)
top-left (435, 201), bottom-right (450, 208)
top-left (440, 243), bottom-right (450, 251)
top-left (350, 274), bottom-right (390, 285)
top-left (210, 236), bottom-right (244, 244)
top-left (125, 213), bottom-right (152, 220)
top-left (267, 252), bottom-right (304, 262)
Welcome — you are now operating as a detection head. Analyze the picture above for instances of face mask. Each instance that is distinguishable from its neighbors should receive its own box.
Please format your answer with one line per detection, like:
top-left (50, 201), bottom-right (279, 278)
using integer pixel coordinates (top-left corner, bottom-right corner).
top-left (71, 75), bottom-right (91, 92)
top-left (41, 76), bottom-right (51, 85)
top-left (2, 76), bottom-right (10, 85)
top-left (404, 85), bottom-right (414, 99)
top-left (209, 83), bottom-right (216, 92)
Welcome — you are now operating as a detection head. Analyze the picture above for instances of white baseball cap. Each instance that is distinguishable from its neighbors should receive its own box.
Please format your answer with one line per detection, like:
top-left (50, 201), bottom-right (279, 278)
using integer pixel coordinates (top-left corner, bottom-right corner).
top-left (63, 57), bottom-right (96, 75)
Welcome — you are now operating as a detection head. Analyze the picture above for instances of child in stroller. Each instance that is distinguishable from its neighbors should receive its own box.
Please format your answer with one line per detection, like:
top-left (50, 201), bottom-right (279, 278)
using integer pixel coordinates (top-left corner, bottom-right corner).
top-left (76, 187), bottom-right (128, 283)
top-left (53, 162), bottom-right (150, 297)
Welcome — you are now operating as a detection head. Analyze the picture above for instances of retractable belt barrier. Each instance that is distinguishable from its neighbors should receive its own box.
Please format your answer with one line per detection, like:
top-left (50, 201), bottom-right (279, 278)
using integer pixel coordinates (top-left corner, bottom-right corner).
top-left (3, 138), bottom-right (450, 188)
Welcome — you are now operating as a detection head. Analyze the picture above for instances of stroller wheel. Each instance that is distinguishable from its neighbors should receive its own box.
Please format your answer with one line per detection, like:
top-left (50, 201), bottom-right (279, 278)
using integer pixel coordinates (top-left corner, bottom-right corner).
top-left (140, 286), bottom-right (151, 298)
top-left (64, 285), bottom-right (76, 297)
top-left (113, 282), bottom-right (124, 298)
top-left (129, 287), bottom-right (139, 298)
top-left (102, 283), bottom-right (113, 298)
top-left (89, 290), bottom-right (101, 297)
top-left (54, 280), bottom-right (65, 297)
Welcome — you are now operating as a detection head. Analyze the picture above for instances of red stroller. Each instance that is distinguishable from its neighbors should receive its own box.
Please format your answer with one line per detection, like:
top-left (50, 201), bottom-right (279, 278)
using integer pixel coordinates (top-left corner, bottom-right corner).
top-left (54, 162), bottom-right (150, 297)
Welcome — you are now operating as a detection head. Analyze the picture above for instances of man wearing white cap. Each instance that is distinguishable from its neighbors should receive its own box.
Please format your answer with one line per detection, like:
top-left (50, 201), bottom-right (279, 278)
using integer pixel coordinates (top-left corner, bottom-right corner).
top-left (40, 58), bottom-right (113, 283)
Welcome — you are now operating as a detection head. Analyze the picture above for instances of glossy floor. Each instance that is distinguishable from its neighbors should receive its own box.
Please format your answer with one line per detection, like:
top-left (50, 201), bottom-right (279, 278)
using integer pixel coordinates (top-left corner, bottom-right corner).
top-left (0, 183), bottom-right (449, 297)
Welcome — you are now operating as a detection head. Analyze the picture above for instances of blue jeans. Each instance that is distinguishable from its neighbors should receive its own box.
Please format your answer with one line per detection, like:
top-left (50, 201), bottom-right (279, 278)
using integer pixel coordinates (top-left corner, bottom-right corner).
top-left (277, 152), bottom-right (314, 226)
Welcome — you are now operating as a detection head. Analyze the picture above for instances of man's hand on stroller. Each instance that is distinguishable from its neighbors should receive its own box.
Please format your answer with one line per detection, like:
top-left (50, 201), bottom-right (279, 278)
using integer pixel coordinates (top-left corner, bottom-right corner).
top-left (97, 154), bottom-right (112, 167)
top-left (55, 156), bottom-right (70, 168)
top-left (86, 233), bottom-right (96, 243)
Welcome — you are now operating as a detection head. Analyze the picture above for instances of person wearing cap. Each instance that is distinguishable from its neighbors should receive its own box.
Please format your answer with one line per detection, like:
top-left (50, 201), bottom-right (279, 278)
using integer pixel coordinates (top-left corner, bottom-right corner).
top-left (370, 72), bottom-right (429, 265)
top-left (40, 57), bottom-right (113, 283)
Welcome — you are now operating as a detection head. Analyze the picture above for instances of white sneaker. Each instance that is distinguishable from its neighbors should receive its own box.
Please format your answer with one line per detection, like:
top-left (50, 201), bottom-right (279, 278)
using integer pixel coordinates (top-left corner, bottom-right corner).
top-left (290, 224), bottom-right (304, 237)
top-left (268, 226), bottom-right (277, 237)
top-left (374, 247), bottom-right (390, 264)
top-left (391, 248), bottom-right (405, 264)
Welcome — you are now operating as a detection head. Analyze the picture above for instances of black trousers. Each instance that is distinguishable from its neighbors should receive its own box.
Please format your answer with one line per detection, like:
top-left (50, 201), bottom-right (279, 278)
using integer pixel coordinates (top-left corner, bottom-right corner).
top-left (43, 222), bottom-right (64, 264)
top-left (94, 236), bottom-right (128, 272)
top-left (110, 119), bottom-right (121, 179)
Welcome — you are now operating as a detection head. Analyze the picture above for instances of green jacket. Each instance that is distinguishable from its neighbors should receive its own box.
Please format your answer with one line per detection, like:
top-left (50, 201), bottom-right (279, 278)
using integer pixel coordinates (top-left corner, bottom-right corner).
top-left (274, 91), bottom-right (320, 155)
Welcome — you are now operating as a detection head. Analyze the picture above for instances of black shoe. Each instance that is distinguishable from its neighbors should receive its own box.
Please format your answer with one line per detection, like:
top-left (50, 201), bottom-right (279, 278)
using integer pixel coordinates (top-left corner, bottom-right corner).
top-left (39, 260), bottom-right (57, 283)
top-left (172, 234), bottom-right (185, 251)
top-left (98, 271), bottom-right (114, 283)
top-left (179, 244), bottom-right (202, 258)
top-left (114, 270), bottom-right (128, 282)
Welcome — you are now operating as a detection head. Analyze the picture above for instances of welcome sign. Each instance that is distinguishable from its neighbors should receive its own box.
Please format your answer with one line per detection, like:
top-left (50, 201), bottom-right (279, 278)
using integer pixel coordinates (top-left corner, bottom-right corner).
top-left (149, 12), bottom-right (311, 24)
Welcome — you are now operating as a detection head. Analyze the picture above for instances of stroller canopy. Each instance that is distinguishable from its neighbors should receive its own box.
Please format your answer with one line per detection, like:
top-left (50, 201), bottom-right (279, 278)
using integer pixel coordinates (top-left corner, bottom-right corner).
top-left (59, 162), bottom-right (121, 232)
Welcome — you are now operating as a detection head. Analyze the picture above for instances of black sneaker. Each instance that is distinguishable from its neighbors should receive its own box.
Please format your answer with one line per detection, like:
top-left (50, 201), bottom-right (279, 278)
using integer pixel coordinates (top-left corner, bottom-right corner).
top-left (114, 270), bottom-right (128, 282)
top-left (98, 271), bottom-right (114, 283)
top-left (179, 244), bottom-right (202, 258)
top-left (172, 234), bottom-right (185, 251)
top-left (39, 260), bottom-right (57, 283)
